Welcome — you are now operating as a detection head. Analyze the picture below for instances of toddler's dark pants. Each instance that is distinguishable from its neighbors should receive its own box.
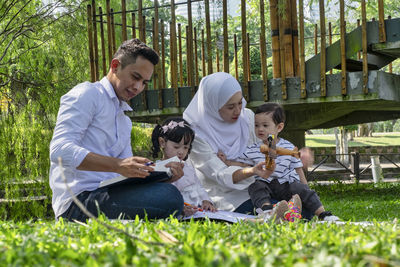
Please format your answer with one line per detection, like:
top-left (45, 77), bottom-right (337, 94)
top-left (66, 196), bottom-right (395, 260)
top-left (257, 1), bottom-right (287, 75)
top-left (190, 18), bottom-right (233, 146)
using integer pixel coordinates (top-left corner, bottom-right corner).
top-left (248, 179), bottom-right (322, 214)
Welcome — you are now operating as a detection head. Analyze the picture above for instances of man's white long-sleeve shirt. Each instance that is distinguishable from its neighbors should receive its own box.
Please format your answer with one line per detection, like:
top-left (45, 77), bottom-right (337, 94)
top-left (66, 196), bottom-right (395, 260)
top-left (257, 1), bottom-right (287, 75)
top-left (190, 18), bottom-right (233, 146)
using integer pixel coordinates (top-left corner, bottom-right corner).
top-left (49, 77), bottom-right (133, 218)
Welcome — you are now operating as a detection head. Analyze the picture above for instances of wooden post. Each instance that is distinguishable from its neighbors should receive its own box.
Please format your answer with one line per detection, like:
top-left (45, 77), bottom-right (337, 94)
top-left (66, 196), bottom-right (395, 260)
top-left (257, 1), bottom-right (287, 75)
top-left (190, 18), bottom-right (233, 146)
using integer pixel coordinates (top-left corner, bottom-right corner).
top-left (234, 34), bottom-right (239, 80)
top-left (278, 12), bottom-right (287, 99)
top-left (340, 0), bottom-right (347, 95)
top-left (247, 33), bottom-right (251, 81)
top-left (291, 0), bottom-right (299, 76)
top-left (106, 0), bottom-right (112, 65)
top-left (319, 0), bottom-right (326, 97)
top-left (121, 0), bottom-right (127, 41)
top-left (378, 0), bottom-right (386, 43)
top-left (111, 10), bottom-right (116, 54)
top-left (178, 24), bottom-right (183, 86)
top-left (201, 29), bottom-right (206, 77)
top-left (194, 27), bottom-right (199, 86)
top-left (154, 0), bottom-right (160, 89)
top-left (99, 7), bottom-right (107, 76)
top-left (223, 0), bottom-right (229, 72)
top-left (152, 17), bottom-right (157, 90)
top-left (282, 0), bottom-right (294, 77)
top-left (314, 24), bottom-right (318, 55)
top-left (361, 0), bottom-right (368, 94)
top-left (205, 0), bottom-right (212, 74)
top-left (142, 16), bottom-right (146, 44)
top-left (299, 0), bottom-right (306, 98)
top-left (388, 15), bottom-right (392, 74)
top-left (328, 22), bottom-right (332, 75)
top-left (269, 0), bottom-right (281, 78)
top-left (187, 0), bottom-right (194, 87)
top-left (357, 19), bottom-right (361, 60)
top-left (241, 0), bottom-right (249, 100)
top-left (138, 0), bottom-right (143, 41)
top-left (161, 20), bottom-right (166, 89)
top-left (132, 13), bottom-right (136, 38)
top-left (87, 4), bottom-right (95, 82)
top-left (170, 0), bottom-right (178, 106)
top-left (91, 0), bottom-right (99, 81)
top-left (216, 32), bottom-right (220, 72)
top-left (259, 0), bottom-right (268, 100)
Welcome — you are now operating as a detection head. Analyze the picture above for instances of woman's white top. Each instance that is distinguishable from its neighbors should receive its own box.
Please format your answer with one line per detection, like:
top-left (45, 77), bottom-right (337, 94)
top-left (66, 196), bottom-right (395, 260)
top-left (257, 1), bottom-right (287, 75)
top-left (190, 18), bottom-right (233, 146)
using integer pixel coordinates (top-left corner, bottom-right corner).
top-left (171, 161), bottom-right (211, 207)
top-left (188, 108), bottom-right (258, 211)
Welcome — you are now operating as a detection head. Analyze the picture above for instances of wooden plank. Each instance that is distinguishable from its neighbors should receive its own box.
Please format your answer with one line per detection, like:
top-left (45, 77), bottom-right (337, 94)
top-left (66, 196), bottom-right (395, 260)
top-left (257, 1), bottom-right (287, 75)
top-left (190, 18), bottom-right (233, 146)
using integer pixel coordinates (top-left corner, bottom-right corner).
top-left (178, 23), bottom-right (183, 86)
top-left (87, 4), bottom-right (95, 82)
top-left (99, 7), bottom-right (107, 76)
top-left (138, 0), bottom-right (143, 41)
top-left (161, 20), bottom-right (166, 89)
top-left (299, 0), bottom-right (306, 98)
top-left (241, 0), bottom-right (249, 100)
top-left (340, 0), bottom-right (347, 95)
top-left (247, 33), bottom-right (251, 81)
top-left (216, 32), bottom-right (220, 72)
top-left (361, 0), bottom-right (368, 94)
top-left (106, 0), bottom-right (112, 65)
top-left (170, 0), bottom-right (178, 106)
top-left (319, 0), bottom-right (326, 97)
top-left (142, 15), bottom-right (146, 44)
top-left (92, 0), bottom-right (99, 80)
top-left (194, 27), bottom-right (199, 86)
top-left (223, 0), bottom-right (229, 72)
top-left (314, 24), bottom-right (318, 55)
top-left (205, 0), bottom-right (212, 74)
top-left (152, 17), bottom-right (157, 89)
top-left (378, 0), bottom-right (386, 42)
top-left (291, 0), bottom-right (299, 76)
top-left (269, 0), bottom-right (280, 78)
top-left (283, 0), bottom-right (294, 77)
top-left (201, 29), bottom-right (206, 78)
top-left (278, 11), bottom-right (287, 99)
top-left (234, 34), bottom-right (239, 80)
top-left (328, 22), bottom-right (332, 75)
top-left (154, 0), bottom-right (160, 89)
top-left (111, 10), bottom-right (116, 54)
top-left (187, 0), bottom-right (194, 87)
top-left (121, 0), bottom-right (127, 41)
top-left (259, 0), bottom-right (268, 101)
top-left (131, 13), bottom-right (136, 38)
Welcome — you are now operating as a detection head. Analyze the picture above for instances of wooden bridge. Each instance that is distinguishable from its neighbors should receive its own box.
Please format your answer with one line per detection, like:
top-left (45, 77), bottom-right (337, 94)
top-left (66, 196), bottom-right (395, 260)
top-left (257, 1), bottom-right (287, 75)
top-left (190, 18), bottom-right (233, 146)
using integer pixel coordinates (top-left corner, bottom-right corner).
top-left (86, 0), bottom-right (400, 147)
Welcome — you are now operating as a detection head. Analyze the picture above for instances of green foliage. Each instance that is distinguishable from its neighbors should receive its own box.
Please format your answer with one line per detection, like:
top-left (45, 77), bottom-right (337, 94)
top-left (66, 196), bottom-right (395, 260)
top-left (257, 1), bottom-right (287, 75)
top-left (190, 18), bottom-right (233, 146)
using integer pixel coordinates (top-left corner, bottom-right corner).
top-left (306, 132), bottom-right (400, 147)
top-left (1, 182), bottom-right (400, 266)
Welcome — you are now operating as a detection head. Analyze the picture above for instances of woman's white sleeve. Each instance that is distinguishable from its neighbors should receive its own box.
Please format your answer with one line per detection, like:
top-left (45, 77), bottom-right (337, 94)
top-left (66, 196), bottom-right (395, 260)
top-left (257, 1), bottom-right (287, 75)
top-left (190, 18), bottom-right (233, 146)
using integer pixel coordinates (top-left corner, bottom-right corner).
top-left (189, 137), bottom-right (254, 190)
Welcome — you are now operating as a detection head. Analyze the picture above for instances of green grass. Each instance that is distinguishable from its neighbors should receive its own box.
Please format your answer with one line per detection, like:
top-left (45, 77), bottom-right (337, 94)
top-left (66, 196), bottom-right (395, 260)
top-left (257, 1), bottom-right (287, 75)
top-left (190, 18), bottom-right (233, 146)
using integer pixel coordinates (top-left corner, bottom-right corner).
top-left (1, 183), bottom-right (400, 266)
top-left (306, 132), bottom-right (400, 147)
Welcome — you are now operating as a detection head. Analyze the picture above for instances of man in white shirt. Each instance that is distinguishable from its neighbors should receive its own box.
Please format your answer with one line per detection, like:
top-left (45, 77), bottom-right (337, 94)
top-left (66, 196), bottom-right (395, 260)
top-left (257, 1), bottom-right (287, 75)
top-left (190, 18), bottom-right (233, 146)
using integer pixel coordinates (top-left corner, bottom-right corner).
top-left (50, 39), bottom-right (184, 222)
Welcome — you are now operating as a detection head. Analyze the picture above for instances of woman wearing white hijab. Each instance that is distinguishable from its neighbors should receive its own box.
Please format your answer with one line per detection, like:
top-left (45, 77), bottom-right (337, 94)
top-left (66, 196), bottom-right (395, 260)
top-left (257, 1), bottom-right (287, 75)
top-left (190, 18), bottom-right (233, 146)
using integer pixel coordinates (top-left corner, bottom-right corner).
top-left (183, 72), bottom-right (273, 213)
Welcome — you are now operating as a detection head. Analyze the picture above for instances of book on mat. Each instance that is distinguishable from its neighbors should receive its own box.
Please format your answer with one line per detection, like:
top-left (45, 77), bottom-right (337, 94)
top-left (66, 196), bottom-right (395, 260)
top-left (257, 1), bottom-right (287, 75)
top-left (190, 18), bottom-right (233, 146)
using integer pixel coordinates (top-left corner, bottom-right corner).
top-left (182, 210), bottom-right (256, 223)
top-left (99, 156), bottom-right (181, 188)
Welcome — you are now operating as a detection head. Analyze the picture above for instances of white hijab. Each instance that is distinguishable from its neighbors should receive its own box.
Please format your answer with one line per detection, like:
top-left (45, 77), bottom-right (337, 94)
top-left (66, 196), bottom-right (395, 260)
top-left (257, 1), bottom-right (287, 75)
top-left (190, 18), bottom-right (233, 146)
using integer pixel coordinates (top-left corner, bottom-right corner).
top-left (183, 72), bottom-right (249, 160)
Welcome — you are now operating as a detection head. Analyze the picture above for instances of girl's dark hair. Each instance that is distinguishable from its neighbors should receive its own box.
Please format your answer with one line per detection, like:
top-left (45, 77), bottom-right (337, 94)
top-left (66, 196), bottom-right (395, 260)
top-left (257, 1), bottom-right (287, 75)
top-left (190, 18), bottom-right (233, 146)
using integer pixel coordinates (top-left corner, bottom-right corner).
top-left (151, 117), bottom-right (195, 160)
top-left (255, 103), bottom-right (286, 124)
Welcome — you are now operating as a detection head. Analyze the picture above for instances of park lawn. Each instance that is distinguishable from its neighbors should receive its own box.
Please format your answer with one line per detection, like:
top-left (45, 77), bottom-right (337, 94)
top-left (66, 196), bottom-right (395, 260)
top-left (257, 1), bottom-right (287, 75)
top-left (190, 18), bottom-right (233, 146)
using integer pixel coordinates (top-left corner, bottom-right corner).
top-left (1, 183), bottom-right (399, 266)
top-left (305, 132), bottom-right (400, 147)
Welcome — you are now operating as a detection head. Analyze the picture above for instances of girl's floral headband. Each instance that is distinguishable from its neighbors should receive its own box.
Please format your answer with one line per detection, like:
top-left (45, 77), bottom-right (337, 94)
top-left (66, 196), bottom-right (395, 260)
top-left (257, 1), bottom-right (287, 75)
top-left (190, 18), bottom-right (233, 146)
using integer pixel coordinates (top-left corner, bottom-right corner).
top-left (161, 121), bottom-right (187, 133)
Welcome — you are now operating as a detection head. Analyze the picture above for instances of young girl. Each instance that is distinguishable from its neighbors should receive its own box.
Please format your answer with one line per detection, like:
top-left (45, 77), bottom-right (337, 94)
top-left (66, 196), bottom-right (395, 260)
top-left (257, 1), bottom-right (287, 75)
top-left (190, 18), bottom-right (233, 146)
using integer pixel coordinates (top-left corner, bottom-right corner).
top-left (151, 117), bottom-right (217, 216)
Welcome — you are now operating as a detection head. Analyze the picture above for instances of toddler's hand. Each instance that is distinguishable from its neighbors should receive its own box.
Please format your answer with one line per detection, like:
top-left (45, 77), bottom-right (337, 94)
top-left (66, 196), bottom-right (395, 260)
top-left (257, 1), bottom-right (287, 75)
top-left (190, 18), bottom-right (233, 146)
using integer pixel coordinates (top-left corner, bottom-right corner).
top-left (252, 161), bottom-right (275, 178)
top-left (202, 200), bottom-right (217, 212)
top-left (217, 150), bottom-right (227, 163)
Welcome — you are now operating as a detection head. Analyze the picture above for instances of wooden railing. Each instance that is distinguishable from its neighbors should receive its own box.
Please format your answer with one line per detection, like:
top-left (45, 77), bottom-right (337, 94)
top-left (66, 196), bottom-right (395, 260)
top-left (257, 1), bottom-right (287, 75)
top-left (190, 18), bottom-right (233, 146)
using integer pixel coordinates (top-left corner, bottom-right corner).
top-left (86, 0), bottom-right (391, 107)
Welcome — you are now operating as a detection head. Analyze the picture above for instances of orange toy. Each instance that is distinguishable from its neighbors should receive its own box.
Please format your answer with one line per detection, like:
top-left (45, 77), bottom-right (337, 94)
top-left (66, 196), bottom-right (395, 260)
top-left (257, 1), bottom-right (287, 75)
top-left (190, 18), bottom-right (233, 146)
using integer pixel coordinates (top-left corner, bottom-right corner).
top-left (260, 135), bottom-right (300, 170)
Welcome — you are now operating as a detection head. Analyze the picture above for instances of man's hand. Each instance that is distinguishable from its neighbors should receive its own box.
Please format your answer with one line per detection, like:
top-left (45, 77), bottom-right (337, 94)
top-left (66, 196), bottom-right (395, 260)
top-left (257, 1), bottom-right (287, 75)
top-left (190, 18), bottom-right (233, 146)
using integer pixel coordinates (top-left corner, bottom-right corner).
top-left (117, 156), bottom-right (154, 178)
top-left (299, 147), bottom-right (314, 170)
top-left (165, 161), bottom-right (184, 182)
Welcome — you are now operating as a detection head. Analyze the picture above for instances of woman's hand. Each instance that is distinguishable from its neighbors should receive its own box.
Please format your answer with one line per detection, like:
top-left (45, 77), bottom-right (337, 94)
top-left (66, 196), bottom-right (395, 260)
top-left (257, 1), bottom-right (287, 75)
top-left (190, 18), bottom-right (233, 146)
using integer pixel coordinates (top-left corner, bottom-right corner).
top-left (251, 161), bottom-right (275, 179)
top-left (202, 200), bottom-right (217, 212)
